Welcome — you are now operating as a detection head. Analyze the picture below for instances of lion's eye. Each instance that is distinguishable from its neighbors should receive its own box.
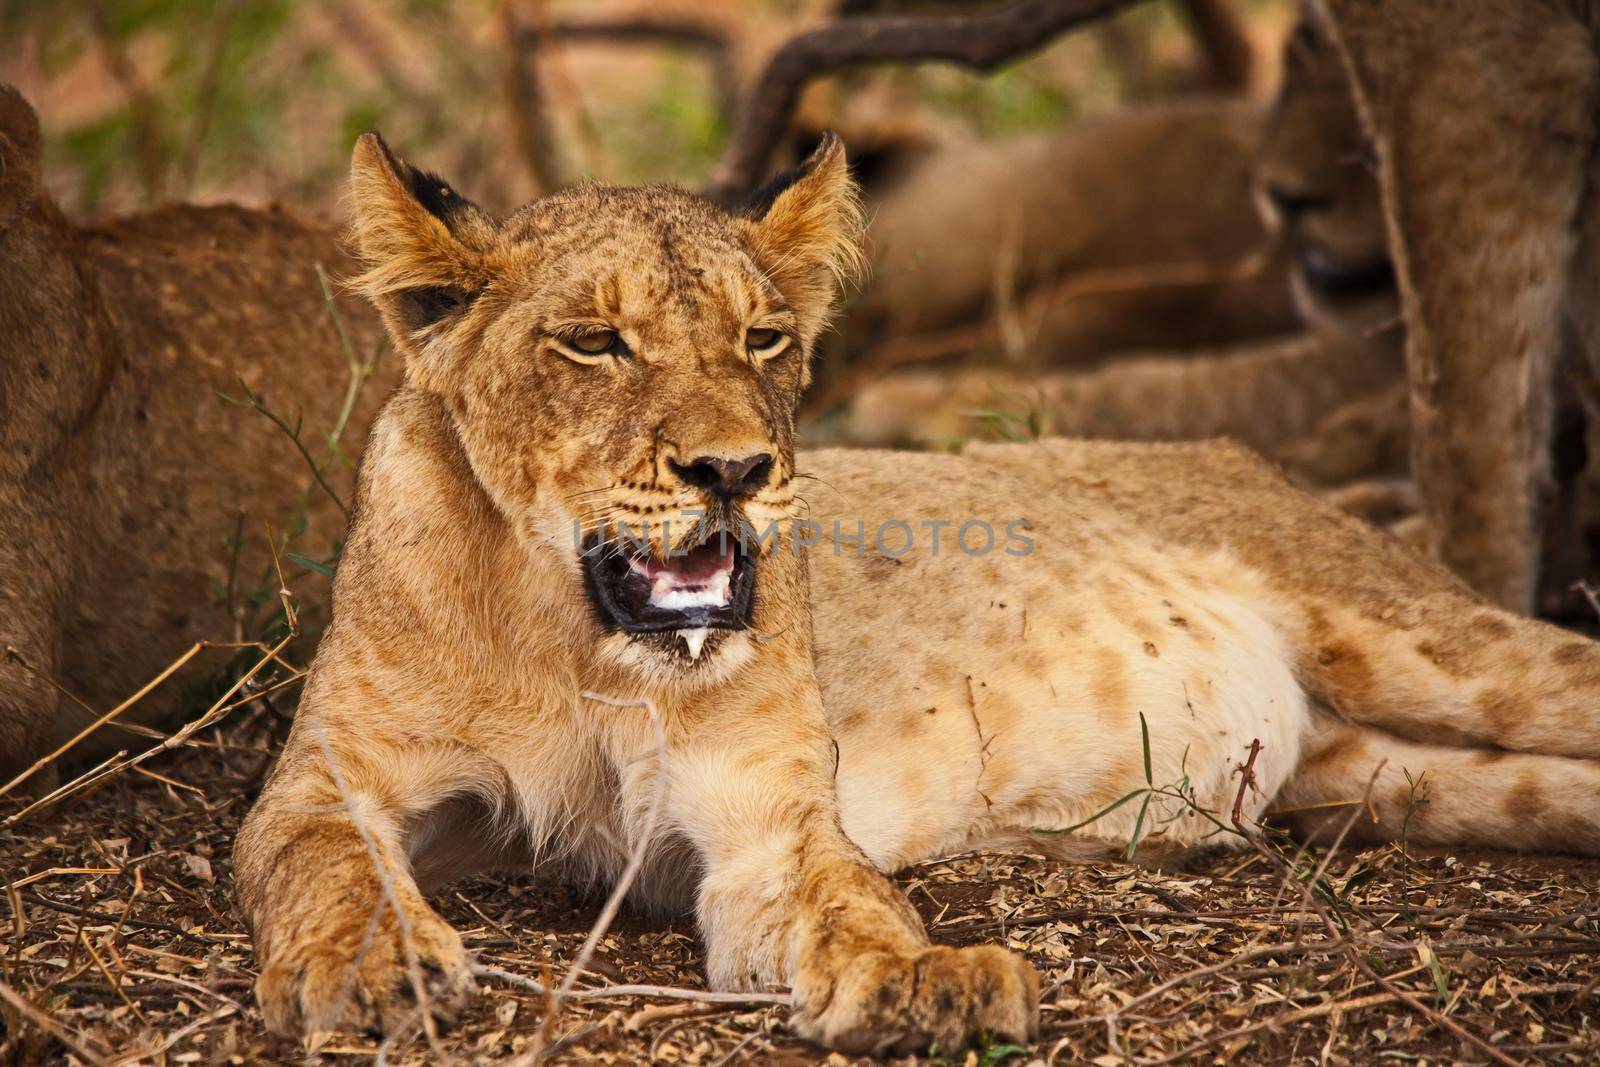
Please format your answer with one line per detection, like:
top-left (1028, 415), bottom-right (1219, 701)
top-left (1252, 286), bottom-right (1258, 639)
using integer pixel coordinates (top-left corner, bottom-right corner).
top-left (745, 328), bottom-right (789, 358)
top-left (569, 329), bottom-right (620, 356)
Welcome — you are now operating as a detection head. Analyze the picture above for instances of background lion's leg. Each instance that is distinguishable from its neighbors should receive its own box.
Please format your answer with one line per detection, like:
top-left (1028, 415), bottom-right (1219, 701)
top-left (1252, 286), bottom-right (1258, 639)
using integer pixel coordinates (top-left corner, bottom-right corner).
top-left (1321, 0), bottom-right (1600, 612)
top-left (833, 327), bottom-right (1399, 458)
top-left (1279, 712), bottom-right (1600, 854)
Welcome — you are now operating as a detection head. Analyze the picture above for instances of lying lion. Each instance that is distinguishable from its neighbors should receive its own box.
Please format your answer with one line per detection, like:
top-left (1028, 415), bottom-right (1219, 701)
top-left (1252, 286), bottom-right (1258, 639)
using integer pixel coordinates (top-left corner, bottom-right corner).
top-left (0, 86), bottom-right (393, 776)
top-left (236, 130), bottom-right (1600, 1055)
top-left (836, 2), bottom-right (1408, 490)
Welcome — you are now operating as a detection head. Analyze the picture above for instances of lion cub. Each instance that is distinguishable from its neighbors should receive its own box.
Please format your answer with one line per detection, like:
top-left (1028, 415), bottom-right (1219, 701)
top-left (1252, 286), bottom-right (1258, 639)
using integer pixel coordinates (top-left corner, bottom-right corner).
top-left (237, 132), bottom-right (1600, 1055)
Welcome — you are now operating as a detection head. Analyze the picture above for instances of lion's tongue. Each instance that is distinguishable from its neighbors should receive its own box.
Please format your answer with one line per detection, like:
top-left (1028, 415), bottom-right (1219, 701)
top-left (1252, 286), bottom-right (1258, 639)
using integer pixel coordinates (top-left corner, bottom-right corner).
top-left (630, 542), bottom-right (735, 610)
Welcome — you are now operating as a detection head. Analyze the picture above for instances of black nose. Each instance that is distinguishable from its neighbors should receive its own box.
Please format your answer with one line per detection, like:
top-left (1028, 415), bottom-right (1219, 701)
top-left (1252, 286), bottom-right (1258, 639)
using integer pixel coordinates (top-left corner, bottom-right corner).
top-left (1263, 181), bottom-right (1332, 220)
top-left (670, 453), bottom-right (774, 499)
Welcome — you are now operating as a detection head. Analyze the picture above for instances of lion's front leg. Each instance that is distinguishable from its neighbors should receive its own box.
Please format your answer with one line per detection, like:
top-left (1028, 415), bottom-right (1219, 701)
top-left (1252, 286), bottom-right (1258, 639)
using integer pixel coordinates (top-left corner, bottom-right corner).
top-left (235, 746), bottom-right (476, 1040)
top-left (664, 706), bottom-right (1039, 1056)
top-left (782, 857), bottom-right (1040, 1055)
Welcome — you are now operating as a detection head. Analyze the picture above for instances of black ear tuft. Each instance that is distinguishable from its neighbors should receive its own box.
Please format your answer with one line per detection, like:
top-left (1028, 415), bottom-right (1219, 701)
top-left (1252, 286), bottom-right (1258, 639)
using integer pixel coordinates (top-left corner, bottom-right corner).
top-left (742, 130), bottom-right (841, 219)
top-left (405, 163), bottom-right (479, 226)
top-left (353, 128), bottom-right (480, 227)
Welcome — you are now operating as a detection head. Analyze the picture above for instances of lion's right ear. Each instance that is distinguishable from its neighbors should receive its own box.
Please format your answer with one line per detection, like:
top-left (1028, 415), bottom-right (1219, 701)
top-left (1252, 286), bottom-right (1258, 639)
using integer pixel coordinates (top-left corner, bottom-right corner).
top-left (0, 86), bottom-right (43, 230)
top-left (349, 132), bottom-right (499, 342)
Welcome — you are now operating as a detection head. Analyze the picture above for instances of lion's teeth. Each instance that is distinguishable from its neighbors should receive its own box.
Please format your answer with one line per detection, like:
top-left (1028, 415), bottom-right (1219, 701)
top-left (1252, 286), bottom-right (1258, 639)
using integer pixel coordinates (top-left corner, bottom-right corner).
top-left (681, 628), bottom-right (709, 659)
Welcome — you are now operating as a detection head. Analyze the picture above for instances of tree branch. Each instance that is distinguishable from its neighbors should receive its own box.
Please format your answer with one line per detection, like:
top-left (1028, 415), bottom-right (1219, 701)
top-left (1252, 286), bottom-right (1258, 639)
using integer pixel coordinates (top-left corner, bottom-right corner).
top-left (703, 0), bottom-right (1150, 204)
top-left (498, 0), bottom-right (565, 195)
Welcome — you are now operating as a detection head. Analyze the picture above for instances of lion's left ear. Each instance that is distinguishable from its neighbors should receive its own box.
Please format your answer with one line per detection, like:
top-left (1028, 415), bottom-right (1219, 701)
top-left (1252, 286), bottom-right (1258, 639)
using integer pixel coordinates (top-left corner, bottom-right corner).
top-left (349, 132), bottom-right (502, 369)
top-left (735, 132), bottom-right (865, 321)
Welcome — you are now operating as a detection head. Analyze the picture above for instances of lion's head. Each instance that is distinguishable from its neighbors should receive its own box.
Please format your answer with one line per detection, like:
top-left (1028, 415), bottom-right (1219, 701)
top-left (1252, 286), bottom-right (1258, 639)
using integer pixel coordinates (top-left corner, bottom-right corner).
top-left (1255, 4), bottom-right (1396, 335)
top-left (349, 133), bottom-right (861, 668)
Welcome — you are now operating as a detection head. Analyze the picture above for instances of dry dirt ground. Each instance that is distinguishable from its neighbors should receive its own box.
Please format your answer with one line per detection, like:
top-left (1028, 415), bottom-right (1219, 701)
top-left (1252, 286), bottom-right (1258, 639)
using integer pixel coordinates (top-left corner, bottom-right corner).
top-left (2, 678), bottom-right (1598, 1067)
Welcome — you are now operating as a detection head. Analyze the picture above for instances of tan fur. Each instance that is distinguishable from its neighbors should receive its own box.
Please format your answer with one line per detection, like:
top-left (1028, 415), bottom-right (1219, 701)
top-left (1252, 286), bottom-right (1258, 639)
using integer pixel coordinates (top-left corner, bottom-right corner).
top-left (0, 86), bottom-right (394, 775)
top-left (835, 15), bottom-right (1409, 486)
top-left (844, 100), bottom-right (1301, 364)
top-left (1314, 0), bottom-right (1600, 612)
top-left (237, 133), bottom-right (1600, 1056)
top-left (834, 327), bottom-right (1403, 481)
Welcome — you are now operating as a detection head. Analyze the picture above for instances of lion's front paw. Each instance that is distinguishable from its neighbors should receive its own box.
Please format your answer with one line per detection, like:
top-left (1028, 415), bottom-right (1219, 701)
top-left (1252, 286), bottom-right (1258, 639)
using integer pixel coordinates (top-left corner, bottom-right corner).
top-left (256, 903), bottom-right (475, 1041)
top-left (794, 944), bottom-right (1040, 1056)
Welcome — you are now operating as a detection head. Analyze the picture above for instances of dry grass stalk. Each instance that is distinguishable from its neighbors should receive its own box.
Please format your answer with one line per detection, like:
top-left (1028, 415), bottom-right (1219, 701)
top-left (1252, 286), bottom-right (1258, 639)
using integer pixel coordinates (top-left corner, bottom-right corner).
top-left (2, 620), bottom-right (1598, 1062)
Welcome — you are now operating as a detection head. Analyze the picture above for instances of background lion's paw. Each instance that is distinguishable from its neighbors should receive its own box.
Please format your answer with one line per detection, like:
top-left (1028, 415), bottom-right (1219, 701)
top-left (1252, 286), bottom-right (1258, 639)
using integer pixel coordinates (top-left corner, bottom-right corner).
top-left (794, 944), bottom-right (1039, 1056)
top-left (256, 905), bottom-right (474, 1041)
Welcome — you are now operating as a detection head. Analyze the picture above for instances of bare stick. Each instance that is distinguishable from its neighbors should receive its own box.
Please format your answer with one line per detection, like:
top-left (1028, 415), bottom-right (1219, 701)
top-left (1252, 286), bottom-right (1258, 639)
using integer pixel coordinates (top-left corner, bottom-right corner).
top-left (220, 379), bottom-right (349, 520)
top-left (2, 543), bottom-right (299, 824)
top-left (523, 0), bottom-right (611, 180)
top-left (1228, 754), bottom-right (1526, 1067)
top-left (498, 0), bottom-right (565, 194)
top-left (0, 976), bottom-right (110, 1065)
top-left (704, 0), bottom-right (1148, 203)
top-left (1, 633), bottom-right (292, 827)
top-left (0, 638), bottom-right (237, 799)
top-left (107, 1004), bottom-right (237, 1067)
top-left (1150, 991), bottom-right (1399, 1065)
top-left (477, 966), bottom-right (792, 1006)
top-left (77, 928), bottom-right (145, 1024)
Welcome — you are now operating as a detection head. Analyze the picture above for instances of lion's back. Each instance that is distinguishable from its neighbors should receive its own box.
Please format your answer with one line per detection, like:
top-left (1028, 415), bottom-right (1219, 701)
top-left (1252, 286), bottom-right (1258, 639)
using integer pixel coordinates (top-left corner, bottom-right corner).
top-left (48, 201), bottom-right (400, 748)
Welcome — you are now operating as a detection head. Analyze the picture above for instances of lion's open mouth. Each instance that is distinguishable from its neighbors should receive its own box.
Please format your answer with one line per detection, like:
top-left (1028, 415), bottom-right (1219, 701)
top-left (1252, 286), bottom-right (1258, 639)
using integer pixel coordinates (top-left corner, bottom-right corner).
top-left (1297, 245), bottom-right (1395, 304)
top-left (581, 534), bottom-right (757, 650)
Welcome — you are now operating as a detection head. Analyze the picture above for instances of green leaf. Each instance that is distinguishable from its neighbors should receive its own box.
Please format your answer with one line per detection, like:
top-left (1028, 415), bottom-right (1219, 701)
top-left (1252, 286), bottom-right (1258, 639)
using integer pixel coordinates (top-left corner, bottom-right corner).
top-left (286, 552), bottom-right (335, 577)
top-left (1031, 788), bottom-right (1149, 837)
top-left (1140, 711), bottom-right (1152, 785)
top-left (1126, 792), bottom-right (1153, 859)
top-left (1341, 866), bottom-right (1382, 895)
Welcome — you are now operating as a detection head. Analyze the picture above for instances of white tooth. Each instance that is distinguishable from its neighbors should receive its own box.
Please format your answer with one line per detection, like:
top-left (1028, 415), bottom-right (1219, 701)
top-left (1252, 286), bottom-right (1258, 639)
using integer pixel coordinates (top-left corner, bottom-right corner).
top-left (652, 576), bottom-right (672, 600)
top-left (652, 587), bottom-right (720, 609)
top-left (681, 628), bottom-right (709, 660)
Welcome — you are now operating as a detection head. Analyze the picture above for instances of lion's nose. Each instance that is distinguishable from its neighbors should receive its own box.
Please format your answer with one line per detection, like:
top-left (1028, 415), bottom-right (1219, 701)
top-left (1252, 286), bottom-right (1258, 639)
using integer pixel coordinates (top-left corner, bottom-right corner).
top-left (669, 452), bottom-right (774, 499)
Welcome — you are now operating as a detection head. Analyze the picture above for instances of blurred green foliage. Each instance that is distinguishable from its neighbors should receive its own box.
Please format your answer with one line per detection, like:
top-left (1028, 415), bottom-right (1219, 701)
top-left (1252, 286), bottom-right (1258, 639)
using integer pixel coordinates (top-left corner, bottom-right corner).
top-left (1, 0), bottom-right (1252, 214)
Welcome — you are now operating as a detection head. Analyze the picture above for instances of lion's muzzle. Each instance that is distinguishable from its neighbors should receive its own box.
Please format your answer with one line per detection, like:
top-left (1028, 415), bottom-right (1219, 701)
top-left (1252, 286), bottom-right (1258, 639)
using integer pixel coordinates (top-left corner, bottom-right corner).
top-left (581, 533), bottom-right (757, 643)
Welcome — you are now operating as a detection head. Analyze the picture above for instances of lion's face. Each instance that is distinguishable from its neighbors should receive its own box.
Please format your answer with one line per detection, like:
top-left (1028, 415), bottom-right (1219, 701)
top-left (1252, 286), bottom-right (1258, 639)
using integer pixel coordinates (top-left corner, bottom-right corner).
top-left (348, 134), bottom-right (861, 667)
top-left (1256, 5), bottom-right (1396, 335)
